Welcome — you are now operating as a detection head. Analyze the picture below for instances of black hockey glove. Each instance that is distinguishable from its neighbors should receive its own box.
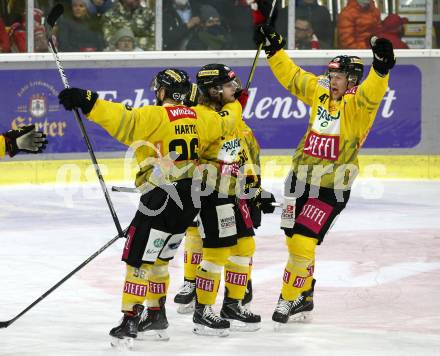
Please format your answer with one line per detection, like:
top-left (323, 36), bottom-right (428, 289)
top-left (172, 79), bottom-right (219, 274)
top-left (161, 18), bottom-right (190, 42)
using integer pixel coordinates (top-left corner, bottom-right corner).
top-left (3, 124), bottom-right (48, 157)
top-left (254, 24), bottom-right (286, 57)
top-left (370, 37), bottom-right (395, 76)
top-left (58, 88), bottom-right (98, 114)
top-left (253, 186), bottom-right (276, 214)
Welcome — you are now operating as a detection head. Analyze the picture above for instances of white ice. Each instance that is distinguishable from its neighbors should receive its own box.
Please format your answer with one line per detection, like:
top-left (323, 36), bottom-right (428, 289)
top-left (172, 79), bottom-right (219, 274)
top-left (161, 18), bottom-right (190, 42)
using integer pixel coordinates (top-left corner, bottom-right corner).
top-left (0, 178), bottom-right (439, 356)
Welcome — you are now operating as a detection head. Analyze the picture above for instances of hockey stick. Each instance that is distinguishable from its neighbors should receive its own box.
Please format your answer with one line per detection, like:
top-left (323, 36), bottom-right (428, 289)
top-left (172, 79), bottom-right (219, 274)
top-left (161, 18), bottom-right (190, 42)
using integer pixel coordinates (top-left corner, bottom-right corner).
top-left (0, 227), bottom-right (128, 329)
top-left (245, 0), bottom-right (278, 90)
top-left (111, 186), bottom-right (282, 207)
top-left (45, 4), bottom-right (124, 238)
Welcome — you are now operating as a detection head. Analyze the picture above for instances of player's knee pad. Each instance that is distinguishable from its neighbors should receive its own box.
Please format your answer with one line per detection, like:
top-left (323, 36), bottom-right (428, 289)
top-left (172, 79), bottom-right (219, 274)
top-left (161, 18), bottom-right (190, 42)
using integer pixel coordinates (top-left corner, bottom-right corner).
top-left (202, 247), bottom-right (230, 267)
top-left (147, 259), bottom-right (169, 277)
top-left (121, 264), bottom-right (149, 312)
top-left (286, 234), bottom-right (318, 260)
top-left (230, 236), bottom-right (255, 258)
top-left (224, 258), bottom-right (250, 300)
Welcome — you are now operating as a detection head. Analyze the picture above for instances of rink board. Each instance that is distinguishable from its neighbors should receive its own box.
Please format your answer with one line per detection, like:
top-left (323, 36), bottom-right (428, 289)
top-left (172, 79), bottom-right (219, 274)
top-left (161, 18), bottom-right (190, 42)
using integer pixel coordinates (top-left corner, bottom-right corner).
top-left (0, 155), bottom-right (439, 185)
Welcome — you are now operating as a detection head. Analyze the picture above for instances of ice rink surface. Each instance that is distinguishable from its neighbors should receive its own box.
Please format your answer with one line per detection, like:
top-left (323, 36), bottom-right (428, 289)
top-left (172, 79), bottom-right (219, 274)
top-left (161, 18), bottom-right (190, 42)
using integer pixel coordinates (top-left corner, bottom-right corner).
top-left (0, 178), bottom-right (439, 356)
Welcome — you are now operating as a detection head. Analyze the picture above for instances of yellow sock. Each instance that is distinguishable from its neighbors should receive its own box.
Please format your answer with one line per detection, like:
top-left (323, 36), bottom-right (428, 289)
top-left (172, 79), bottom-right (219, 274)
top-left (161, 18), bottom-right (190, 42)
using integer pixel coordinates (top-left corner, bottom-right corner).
top-left (281, 234), bottom-right (317, 301)
top-left (224, 257), bottom-right (250, 300)
top-left (183, 226), bottom-right (203, 281)
top-left (145, 259), bottom-right (169, 307)
top-left (121, 264), bottom-right (149, 312)
top-left (195, 247), bottom-right (229, 305)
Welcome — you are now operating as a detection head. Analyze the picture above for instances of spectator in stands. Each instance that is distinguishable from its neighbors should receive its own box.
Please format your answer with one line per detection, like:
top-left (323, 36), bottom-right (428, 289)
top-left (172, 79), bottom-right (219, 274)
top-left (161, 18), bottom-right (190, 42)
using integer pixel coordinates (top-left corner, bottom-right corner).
top-left (163, 0), bottom-right (200, 50)
top-left (0, 17), bottom-right (10, 52)
top-left (186, 4), bottom-right (231, 50)
top-left (217, 0), bottom-right (254, 49)
top-left (109, 26), bottom-right (143, 51)
top-left (57, 0), bottom-right (105, 52)
top-left (84, 0), bottom-right (114, 16)
top-left (9, 8), bottom-right (48, 52)
top-left (337, 0), bottom-right (381, 49)
top-left (377, 13), bottom-right (409, 49)
top-left (296, 0), bottom-right (333, 48)
top-left (295, 17), bottom-right (330, 49)
top-left (102, 0), bottom-right (155, 51)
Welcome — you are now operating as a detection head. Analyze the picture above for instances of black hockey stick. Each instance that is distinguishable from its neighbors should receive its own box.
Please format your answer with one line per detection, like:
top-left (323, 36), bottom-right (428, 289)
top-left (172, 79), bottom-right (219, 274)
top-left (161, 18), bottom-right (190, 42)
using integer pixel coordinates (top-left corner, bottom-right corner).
top-left (45, 4), bottom-right (124, 238)
top-left (0, 227), bottom-right (128, 329)
top-left (245, 0), bottom-right (278, 90)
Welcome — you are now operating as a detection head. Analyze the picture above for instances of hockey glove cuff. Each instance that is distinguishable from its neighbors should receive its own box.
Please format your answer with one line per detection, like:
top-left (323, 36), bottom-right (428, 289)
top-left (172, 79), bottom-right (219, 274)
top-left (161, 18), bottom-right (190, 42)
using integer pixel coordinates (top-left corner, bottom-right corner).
top-left (234, 89), bottom-right (249, 110)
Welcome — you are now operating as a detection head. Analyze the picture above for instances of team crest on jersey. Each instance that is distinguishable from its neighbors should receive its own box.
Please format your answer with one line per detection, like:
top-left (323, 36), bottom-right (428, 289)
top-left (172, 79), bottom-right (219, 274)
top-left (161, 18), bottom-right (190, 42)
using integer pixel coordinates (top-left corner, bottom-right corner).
top-left (166, 106), bottom-right (197, 122)
top-left (313, 106), bottom-right (341, 132)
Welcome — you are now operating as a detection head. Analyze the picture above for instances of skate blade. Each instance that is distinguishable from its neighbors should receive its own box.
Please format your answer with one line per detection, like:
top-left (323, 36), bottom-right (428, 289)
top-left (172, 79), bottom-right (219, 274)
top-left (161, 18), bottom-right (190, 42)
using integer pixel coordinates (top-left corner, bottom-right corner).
top-left (137, 329), bottom-right (170, 341)
top-left (228, 319), bottom-right (261, 332)
top-left (177, 300), bottom-right (195, 314)
top-left (110, 336), bottom-right (134, 350)
top-left (288, 311), bottom-right (313, 323)
top-left (193, 323), bottom-right (229, 337)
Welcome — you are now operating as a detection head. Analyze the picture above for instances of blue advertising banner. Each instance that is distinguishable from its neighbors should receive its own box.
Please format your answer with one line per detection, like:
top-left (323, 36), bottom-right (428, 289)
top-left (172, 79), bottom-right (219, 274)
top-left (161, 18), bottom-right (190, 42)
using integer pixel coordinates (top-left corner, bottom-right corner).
top-left (0, 64), bottom-right (421, 153)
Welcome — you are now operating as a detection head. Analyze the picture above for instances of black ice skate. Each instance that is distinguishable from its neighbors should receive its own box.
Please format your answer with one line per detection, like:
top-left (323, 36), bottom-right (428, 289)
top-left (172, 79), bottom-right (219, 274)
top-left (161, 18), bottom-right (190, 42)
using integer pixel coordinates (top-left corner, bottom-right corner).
top-left (109, 304), bottom-right (144, 349)
top-left (220, 297), bottom-right (261, 332)
top-left (138, 297), bottom-right (169, 341)
top-left (272, 279), bottom-right (316, 328)
top-left (174, 278), bottom-right (196, 314)
top-left (193, 302), bottom-right (230, 337)
top-left (242, 279), bottom-right (253, 307)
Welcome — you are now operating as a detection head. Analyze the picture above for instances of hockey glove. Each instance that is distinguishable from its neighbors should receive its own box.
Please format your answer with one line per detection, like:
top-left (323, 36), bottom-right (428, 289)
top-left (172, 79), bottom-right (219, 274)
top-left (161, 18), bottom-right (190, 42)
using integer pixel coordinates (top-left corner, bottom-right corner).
top-left (3, 124), bottom-right (48, 157)
top-left (370, 37), bottom-right (395, 76)
top-left (254, 24), bottom-right (285, 57)
top-left (58, 88), bottom-right (98, 115)
top-left (253, 186), bottom-right (276, 214)
top-left (234, 89), bottom-right (249, 110)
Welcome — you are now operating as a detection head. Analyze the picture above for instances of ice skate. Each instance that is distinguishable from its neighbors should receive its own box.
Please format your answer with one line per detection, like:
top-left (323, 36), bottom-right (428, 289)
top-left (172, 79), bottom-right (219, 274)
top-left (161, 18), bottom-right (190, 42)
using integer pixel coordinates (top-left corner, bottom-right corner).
top-left (272, 279), bottom-right (315, 330)
top-left (242, 279), bottom-right (253, 309)
top-left (174, 279), bottom-right (196, 314)
top-left (193, 303), bottom-right (230, 337)
top-left (138, 297), bottom-right (169, 341)
top-left (220, 297), bottom-right (261, 332)
top-left (109, 304), bottom-right (144, 349)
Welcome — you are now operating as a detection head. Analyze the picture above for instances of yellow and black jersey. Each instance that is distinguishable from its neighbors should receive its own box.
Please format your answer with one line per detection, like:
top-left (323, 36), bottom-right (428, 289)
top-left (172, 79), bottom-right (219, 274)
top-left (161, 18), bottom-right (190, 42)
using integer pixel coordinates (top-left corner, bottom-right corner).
top-left (238, 119), bottom-right (261, 191)
top-left (87, 100), bottom-right (199, 187)
top-left (0, 135), bottom-right (5, 159)
top-left (193, 101), bottom-right (244, 195)
top-left (268, 49), bottom-right (389, 189)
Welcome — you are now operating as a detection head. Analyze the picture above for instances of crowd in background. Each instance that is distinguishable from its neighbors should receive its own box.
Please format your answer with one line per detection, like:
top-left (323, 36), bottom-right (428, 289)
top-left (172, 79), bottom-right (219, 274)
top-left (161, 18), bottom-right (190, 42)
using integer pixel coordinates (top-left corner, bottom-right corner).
top-left (0, 0), bottom-right (434, 53)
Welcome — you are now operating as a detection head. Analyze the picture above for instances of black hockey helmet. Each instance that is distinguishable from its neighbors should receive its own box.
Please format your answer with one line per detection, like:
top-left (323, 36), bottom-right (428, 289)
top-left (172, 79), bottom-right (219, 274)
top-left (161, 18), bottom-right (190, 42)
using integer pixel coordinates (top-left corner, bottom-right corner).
top-left (150, 68), bottom-right (191, 102)
top-left (327, 56), bottom-right (364, 86)
top-left (196, 64), bottom-right (238, 96)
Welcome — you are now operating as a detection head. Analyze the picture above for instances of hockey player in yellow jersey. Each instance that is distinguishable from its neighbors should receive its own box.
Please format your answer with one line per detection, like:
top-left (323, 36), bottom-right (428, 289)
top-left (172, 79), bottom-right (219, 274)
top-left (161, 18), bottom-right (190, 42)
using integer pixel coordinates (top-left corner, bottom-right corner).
top-left (58, 69), bottom-right (202, 348)
top-left (0, 125), bottom-right (47, 158)
top-left (254, 25), bottom-right (396, 326)
top-left (187, 64), bottom-right (275, 336)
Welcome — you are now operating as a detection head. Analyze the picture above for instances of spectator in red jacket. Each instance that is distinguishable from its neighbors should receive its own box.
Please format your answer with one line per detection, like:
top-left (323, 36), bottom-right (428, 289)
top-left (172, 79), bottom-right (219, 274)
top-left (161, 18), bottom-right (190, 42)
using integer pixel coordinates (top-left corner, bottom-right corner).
top-left (0, 17), bottom-right (10, 52)
top-left (337, 0), bottom-right (381, 49)
top-left (377, 13), bottom-right (409, 49)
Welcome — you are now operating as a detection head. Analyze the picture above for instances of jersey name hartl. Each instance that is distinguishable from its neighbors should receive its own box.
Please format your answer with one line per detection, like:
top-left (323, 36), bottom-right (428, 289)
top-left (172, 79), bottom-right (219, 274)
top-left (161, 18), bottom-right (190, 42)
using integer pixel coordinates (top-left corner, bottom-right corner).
top-left (303, 105), bottom-right (341, 161)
